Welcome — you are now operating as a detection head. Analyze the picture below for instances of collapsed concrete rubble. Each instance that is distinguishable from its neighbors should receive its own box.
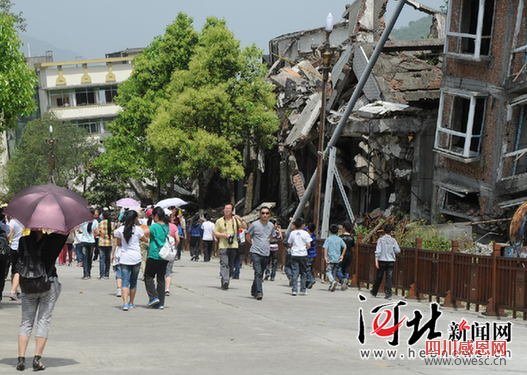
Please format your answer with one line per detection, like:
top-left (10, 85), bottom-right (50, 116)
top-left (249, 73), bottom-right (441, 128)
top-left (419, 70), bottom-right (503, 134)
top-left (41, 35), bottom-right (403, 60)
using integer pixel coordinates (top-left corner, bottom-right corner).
top-left (267, 0), bottom-right (444, 222)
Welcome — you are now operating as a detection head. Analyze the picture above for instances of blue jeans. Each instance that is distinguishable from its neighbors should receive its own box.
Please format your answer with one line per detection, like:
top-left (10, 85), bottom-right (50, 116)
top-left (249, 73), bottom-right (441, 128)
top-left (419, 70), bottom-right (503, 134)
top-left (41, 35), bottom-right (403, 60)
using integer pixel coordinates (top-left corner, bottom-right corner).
top-left (232, 248), bottom-right (243, 279)
top-left (113, 265), bottom-right (122, 280)
top-left (119, 263), bottom-right (140, 289)
top-left (98, 246), bottom-right (111, 278)
top-left (337, 263), bottom-right (350, 282)
top-left (250, 253), bottom-right (268, 296)
top-left (291, 256), bottom-right (307, 293)
top-left (326, 263), bottom-right (339, 283)
top-left (284, 253), bottom-right (293, 280)
top-left (74, 243), bottom-right (84, 265)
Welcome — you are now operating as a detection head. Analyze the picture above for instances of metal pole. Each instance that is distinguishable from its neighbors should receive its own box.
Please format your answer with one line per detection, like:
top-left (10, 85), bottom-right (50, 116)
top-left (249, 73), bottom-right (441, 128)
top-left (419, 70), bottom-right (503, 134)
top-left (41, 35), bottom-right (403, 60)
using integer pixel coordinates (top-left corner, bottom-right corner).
top-left (286, 0), bottom-right (407, 237)
top-left (313, 30), bottom-right (331, 235)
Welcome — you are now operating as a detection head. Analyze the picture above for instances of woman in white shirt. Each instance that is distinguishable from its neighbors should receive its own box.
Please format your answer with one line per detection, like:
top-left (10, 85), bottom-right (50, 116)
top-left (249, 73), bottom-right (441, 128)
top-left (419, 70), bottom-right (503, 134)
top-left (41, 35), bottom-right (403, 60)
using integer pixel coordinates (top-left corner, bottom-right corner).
top-left (113, 210), bottom-right (145, 311)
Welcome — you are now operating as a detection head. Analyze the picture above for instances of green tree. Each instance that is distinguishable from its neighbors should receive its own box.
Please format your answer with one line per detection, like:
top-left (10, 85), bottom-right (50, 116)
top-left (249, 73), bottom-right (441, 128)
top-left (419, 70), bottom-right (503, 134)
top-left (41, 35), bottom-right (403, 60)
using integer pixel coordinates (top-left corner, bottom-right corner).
top-left (6, 116), bottom-right (98, 194)
top-left (147, 17), bottom-right (278, 206)
top-left (0, 0), bottom-right (26, 31)
top-left (94, 13), bottom-right (199, 194)
top-left (0, 11), bottom-right (36, 130)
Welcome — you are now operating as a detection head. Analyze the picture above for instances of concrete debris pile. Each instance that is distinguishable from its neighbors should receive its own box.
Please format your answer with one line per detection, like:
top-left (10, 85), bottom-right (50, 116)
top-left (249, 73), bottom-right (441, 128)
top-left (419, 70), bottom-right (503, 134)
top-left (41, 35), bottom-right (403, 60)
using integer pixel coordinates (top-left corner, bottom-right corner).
top-left (268, 0), bottom-right (445, 222)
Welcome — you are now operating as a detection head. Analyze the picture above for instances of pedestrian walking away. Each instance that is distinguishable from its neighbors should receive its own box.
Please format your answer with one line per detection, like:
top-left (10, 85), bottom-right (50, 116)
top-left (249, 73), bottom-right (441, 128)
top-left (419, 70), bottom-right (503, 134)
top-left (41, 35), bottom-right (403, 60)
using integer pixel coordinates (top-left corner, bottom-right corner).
top-left (323, 224), bottom-right (346, 292)
top-left (264, 219), bottom-right (283, 282)
top-left (15, 230), bottom-right (68, 371)
top-left (338, 222), bottom-right (355, 290)
top-left (165, 217), bottom-right (180, 296)
top-left (96, 211), bottom-right (114, 279)
top-left (189, 217), bottom-right (203, 261)
top-left (305, 223), bottom-right (317, 289)
top-left (246, 207), bottom-right (276, 300)
top-left (201, 213), bottom-right (215, 262)
top-left (7, 217), bottom-right (24, 301)
top-left (113, 210), bottom-right (145, 311)
top-left (79, 209), bottom-right (99, 279)
top-left (287, 218), bottom-right (312, 296)
top-left (370, 224), bottom-right (401, 300)
top-left (144, 207), bottom-right (170, 309)
top-left (214, 203), bottom-right (247, 290)
top-left (0, 209), bottom-right (12, 305)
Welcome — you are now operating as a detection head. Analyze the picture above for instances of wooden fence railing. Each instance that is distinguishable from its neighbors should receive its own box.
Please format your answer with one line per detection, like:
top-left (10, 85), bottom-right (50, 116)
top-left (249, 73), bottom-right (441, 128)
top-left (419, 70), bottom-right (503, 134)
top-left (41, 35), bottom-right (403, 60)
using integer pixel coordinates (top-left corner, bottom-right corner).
top-left (239, 236), bottom-right (527, 319)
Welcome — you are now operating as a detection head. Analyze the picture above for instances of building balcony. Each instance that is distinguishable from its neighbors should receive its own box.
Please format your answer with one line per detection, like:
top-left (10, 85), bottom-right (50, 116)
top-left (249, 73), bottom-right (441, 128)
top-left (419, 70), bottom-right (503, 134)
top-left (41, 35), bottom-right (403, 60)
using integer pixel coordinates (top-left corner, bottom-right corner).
top-left (49, 104), bottom-right (121, 121)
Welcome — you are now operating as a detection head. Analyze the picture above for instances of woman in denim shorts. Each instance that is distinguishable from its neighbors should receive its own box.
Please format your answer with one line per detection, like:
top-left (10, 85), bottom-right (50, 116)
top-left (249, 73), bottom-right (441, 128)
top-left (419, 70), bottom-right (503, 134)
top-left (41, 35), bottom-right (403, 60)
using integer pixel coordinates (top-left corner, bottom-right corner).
top-left (113, 210), bottom-right (145, 311)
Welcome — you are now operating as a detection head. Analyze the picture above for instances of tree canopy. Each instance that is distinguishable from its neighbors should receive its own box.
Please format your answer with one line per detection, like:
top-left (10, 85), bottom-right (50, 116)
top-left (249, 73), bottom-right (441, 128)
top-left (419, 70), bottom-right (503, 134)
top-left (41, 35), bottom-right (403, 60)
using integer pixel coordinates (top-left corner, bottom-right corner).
top-left (0, 11), bottom-right (36, 130)
top-left (6, 116), bottom-right (98, 195)
top-left (96, 13), bottom-right (279, 204)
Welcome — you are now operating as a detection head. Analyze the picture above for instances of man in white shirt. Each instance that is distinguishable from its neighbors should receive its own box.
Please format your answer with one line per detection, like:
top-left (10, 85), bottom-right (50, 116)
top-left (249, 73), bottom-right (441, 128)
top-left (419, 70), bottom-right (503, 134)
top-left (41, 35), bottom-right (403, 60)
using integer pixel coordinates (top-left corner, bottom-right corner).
top-left (201, 213), bottom-right (216, 262)
top-left (287, 218), bottom-right (312, 296)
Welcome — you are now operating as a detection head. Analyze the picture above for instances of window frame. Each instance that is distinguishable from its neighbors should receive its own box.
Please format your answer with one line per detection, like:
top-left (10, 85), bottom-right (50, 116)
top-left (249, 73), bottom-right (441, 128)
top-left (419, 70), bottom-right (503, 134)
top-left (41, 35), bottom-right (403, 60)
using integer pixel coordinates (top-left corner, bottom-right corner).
top-left (434, 89), bottom-right (488, 160)
top-left (502, 99), bottom-right (527, 179)
top-left (445, 0), bottom-right (496, 60)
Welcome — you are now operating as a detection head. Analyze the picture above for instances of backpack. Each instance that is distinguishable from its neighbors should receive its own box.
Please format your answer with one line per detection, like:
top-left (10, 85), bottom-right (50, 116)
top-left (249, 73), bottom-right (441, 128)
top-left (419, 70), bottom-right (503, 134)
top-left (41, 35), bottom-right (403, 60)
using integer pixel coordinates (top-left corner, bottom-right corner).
top-left (0, 227), bottom-right (11, 258)
top-left (16, 235), bottom-right (51, 294)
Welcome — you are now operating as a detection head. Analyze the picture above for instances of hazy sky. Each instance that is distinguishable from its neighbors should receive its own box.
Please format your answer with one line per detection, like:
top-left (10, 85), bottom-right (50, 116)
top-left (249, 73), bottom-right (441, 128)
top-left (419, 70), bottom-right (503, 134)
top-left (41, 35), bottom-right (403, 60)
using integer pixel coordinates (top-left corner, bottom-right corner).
top-left (13, 0), bottom-right (439, 59)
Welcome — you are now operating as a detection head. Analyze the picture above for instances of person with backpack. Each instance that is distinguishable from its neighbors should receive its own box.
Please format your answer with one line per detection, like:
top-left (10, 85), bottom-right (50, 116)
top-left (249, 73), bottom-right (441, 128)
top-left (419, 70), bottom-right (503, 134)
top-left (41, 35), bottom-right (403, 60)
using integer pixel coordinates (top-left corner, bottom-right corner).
top-left (79, 209), bottom-right (99, 280)
top-left (189, 218), bottom-right (203, 261)
top-left (15, 230), bottom-right (68, 371)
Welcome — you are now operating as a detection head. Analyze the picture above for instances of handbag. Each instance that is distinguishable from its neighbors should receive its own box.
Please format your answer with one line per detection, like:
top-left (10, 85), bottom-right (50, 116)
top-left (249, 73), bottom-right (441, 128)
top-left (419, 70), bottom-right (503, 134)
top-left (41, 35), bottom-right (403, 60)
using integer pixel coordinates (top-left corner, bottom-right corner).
top-left (112, 246), bottom-right (122, 266)
top-left (159, 235), bottom-right (176, 261)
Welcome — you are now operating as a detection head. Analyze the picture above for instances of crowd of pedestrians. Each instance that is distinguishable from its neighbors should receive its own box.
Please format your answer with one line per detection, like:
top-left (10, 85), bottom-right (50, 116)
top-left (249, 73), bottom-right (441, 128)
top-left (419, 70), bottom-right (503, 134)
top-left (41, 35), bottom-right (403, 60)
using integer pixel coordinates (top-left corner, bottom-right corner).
top-left (1, 199), bottom-right (401, 371)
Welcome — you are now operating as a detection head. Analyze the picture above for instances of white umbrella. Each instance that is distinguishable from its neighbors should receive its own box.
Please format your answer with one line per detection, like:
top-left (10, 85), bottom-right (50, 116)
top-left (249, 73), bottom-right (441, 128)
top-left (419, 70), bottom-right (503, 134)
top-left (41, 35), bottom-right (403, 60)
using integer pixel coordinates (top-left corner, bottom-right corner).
top-left (155, 197), bottom-right (187, 209)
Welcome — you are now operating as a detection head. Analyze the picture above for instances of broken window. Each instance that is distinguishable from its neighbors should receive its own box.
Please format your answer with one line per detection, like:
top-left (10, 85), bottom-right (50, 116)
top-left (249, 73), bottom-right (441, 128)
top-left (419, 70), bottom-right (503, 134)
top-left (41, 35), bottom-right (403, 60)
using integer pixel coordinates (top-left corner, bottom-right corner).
top-left (446, 0), bottom-right (495, 59)
top-left (434, 90), bottom-right (487, 159)
top-left (502, 103), bottom-right (527, 178)
top-left (440, 188), bottom-right (480, 220)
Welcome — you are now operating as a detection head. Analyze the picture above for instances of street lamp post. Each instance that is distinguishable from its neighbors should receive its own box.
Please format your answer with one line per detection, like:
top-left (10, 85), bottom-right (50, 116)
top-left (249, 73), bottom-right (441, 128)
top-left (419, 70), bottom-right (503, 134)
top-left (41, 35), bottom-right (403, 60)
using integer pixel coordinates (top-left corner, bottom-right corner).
top-left (313, 13), bottom-right (334, 236)
top-left (47, 124), bottom-right (56, 183)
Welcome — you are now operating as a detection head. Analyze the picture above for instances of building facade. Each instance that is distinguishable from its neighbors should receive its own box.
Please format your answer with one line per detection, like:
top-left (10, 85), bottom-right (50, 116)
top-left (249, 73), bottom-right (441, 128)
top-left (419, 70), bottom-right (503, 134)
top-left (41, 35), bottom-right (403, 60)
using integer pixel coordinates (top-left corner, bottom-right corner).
top-left (433, 0), bottom-right (527, 221)
top-left (36, 55), bottom-right (135, 136)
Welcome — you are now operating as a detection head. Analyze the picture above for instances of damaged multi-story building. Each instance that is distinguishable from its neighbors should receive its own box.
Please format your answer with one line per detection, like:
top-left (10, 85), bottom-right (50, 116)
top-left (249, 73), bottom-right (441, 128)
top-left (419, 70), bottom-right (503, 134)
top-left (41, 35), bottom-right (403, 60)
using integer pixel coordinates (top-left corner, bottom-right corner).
top-left (266, 0), bottom-right (446, 222)
top-left (432, 0), bottom-right (527, 224)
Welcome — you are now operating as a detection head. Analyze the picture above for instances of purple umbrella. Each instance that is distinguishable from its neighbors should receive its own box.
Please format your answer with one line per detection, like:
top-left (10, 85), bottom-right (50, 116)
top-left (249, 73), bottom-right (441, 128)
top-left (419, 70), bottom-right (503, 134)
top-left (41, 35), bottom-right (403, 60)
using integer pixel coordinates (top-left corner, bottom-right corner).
top-left (4, 184), bottom-right (93, 234)
top-left (116, 197), bottom-right (140, 209)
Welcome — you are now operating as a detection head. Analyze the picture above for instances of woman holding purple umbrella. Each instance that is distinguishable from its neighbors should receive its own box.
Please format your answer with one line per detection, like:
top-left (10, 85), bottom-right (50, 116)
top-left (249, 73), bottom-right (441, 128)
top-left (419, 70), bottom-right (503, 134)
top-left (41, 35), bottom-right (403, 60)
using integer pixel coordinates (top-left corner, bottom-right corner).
top-left (4, 183), bottom-right (93, 372)
top-left (15, 230), bottom-right (68, 371)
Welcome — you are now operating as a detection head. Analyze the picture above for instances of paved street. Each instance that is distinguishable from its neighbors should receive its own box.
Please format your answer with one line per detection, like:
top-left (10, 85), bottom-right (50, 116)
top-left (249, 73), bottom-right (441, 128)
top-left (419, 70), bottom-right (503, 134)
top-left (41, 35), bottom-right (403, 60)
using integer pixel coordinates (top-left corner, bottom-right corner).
top-left (0, 257), bottom-right (526, 374)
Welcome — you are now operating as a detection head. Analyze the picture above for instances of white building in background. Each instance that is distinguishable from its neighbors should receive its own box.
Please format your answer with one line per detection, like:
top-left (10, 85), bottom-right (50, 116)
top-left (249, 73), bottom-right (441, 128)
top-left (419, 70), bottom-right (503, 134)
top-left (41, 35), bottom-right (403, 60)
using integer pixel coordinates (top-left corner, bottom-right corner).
top-left (36, 54), bottom-right (136, 135)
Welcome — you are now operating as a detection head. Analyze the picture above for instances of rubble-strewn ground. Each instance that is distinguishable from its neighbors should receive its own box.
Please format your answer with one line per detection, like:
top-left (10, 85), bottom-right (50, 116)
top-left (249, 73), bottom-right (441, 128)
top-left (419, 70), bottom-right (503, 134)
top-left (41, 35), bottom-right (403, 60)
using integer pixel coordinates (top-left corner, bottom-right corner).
top-left (0, 258), bottom-right (525, 374)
